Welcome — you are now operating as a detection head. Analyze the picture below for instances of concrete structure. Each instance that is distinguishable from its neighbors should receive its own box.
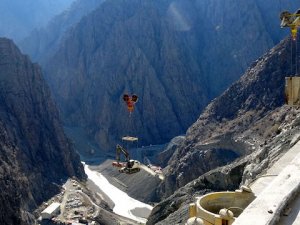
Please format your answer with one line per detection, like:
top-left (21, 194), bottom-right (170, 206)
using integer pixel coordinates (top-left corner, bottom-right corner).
top-left (233, 140), bottom-right (300, 225)
top-left (41, 202), bottom-right (61, 219)
top-left (187, 137), bottom-right (300, 225)
top-left (186, 189), bottom-right (255, 225)
top-left (285, 77), bottom-right (300, 106)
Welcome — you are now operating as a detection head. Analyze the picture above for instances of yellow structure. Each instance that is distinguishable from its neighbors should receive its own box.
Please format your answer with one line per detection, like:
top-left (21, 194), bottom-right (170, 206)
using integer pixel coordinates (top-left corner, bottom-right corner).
top-left (280, 11), bottom-right (300, 40)
top-left (285, 77), bottom-right (300, 106)
top-left (186, 188), bottom-right (255, 225)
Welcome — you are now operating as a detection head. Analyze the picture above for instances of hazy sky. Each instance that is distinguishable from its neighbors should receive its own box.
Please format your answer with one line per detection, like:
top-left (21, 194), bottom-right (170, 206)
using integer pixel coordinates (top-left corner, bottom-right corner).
top-left (0, 0), bottom-right (75, 42)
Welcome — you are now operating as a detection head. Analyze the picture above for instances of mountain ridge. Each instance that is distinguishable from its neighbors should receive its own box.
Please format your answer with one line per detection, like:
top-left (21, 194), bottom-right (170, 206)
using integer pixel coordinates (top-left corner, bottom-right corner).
top-left (0, 38), bottom-right (85, 225)
top-left (0, 0), bottom-right (74, 42)
top-left (19, 0), bottom-right (104, 64)
top-left (43, 0), bottom-right (298, 153)
top-left (161, 37), bottom-right (292, 196)
top-left (147, 36), bottom-right (300, 224)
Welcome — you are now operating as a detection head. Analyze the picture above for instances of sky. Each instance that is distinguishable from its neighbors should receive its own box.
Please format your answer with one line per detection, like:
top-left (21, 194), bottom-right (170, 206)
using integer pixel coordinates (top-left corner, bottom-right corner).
top-left (0, 0), bottom-right (75, 42)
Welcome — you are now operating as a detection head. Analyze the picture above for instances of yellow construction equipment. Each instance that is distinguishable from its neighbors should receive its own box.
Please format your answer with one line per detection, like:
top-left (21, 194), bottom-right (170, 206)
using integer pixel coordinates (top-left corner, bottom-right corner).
top-left (280, 9), bottom-right (300, 105)
top-left (280, 10), bottom-right (300, 41)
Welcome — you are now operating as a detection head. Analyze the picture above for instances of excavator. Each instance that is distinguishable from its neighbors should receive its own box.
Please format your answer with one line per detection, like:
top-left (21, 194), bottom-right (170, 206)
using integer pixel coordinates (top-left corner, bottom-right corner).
top-left (112, 144), bottom-right (141, 174)
top-left (111, 143), bottom-right (165, 179)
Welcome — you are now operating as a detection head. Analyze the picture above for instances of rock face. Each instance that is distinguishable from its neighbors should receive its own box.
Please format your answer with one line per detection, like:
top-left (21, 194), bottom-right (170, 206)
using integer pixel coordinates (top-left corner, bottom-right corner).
top-left (157, 136), bottom-right (185, 167)
top-left (45, 0), bottom-right (208, 151)
top-left (0, 0), bottom-right (74, 42)
top-left (44, 0), bottom-right (298, 152)
top-left (162, 37), bottom-right (295, 197)
top-left (148, 37), bottom-right (300, 224)
top-left (20, 0), bottom-right (104, 64)
top-left (0, 38), bottom-right (85, 225)
top-left (149, 106), bottom-right (300, 225)
top-left (147, 158), bottom-right (248, 225)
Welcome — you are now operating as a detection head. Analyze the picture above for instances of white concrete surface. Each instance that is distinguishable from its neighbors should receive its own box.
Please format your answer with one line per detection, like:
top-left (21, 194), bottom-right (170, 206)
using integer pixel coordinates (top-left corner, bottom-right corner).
top-left (83, 163), bottom-right (153, 224)
top-left (277, 191), bottom-right (300, 225)
top-left (234, 141), bottom-right (300, 225)
top-left (41, 202), bottom-right (60, 219)
top-left (251, 141), bottom-right (300, 195)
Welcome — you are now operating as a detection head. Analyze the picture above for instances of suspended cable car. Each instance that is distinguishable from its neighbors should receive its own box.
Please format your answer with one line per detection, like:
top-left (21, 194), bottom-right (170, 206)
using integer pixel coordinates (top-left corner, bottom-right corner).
top-left (122, 93), bottom-right (139, 148)
top-left (123, 94), bottom-right (138, 113)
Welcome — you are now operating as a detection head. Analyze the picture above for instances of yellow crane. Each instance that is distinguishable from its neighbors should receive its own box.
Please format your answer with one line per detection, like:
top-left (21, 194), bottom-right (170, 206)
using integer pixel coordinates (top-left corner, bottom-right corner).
top-left (280, 9), bottom-right (300, 41)
top-left (280, 9), bottom-right (300, 106)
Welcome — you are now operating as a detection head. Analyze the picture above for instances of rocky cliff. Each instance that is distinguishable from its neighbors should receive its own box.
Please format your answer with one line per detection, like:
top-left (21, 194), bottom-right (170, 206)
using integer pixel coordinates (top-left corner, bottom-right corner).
top-left (148, 158), bottom-right (248, 224)
top-left (44, 0), bottom-right (298, 153)
top-left (0, 0), bottom-right (74, 42)
top-left (45, 0), bottom-right (209, 152)
top-left (20, 0), bottom-right (104, 64)
top-left (147, 37), bottom-right (300, 224)
top-left (163, 37), bottom-right (295, 194)
top-left (0, 38), bottom-right (85, 225)
top-left (149, 106), bottom-right (300, 224)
